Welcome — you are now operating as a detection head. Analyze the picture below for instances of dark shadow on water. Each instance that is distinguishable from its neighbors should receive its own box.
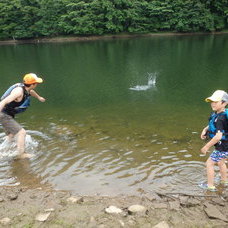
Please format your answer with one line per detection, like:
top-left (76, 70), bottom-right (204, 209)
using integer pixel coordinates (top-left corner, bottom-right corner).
top-left (10, 159), bottom-right (51, 189)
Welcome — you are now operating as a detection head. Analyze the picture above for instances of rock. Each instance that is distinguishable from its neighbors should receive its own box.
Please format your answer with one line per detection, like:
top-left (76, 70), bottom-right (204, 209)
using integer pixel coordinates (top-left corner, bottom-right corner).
top-left (145, 192), bottom-right (161, 201)
top-left (35, 212), bottom-right (51, 222)
top-left (186, 198), bottom-right (201, 207)
top-left (44, 208), bottom-right (55, 212)
top-left (30, 194), bottom-right (37, 199)
top-left (204, 203), bottom-right (228, 222)
top-left (88, 216), bottom-right (96, 227)
top-left (36, 187), bottom-right (42, 190)
top-left (128, 205), bottom-right (147, 214)
top-left (211, 198), bottom-right (225, 206)
top-left (105, 206), bottom-right (123, 214)
top-left (179, 196), bottom-right (189, 206)
top-left (66, 196), bottom-right (83, 203)
top-left (153, 221), bottom-right (170, 228)
top-left (0, 217), bottom-right (11, 225)
top-left (7, 194), bottom-right (18, 200)
top-left (169, 200), bottom-right (180, 210)
top-left (98, 225), bottom-right (105, 228)
top-left (152, 203), bottom-right (168, 209)
top-left (0, 198), bottom-right (4, 202)
top-left (119, 220), bottom-right (125, 227)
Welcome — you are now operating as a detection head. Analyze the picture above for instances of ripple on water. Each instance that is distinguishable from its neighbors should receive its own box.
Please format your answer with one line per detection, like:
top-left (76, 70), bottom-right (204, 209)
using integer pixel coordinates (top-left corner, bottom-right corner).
top-left (0, 121), bottom-right (208, 195)
top-left (0, 130), bottom-right (44, 186)
top-left (148, 161), bottom-right (205, 194)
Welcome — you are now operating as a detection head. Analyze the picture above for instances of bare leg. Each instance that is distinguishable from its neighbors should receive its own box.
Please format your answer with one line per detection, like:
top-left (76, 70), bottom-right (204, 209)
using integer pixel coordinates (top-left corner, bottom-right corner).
top-left (15, 129), bottom-right (33, 159)
top-left (16, 128), bottom-right (26, 155)
top-left (218, 159), bottom-right (227, 182)
top-left (206, 157), bottom-right (215, 187)
top-left (6, 133), bottom-right (14, 142)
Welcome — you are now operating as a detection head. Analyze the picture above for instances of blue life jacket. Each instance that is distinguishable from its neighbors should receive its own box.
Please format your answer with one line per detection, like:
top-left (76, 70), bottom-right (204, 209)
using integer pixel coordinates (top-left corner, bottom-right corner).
top-left (208, 108), bottom-right (228, 140)
top-left (1, 83), bottom-right (30, 116)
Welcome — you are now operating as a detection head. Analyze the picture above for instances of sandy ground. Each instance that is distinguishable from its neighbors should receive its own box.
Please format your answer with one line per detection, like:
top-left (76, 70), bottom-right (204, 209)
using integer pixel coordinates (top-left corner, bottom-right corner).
top-left (0, 185), bottom-right (228, 228)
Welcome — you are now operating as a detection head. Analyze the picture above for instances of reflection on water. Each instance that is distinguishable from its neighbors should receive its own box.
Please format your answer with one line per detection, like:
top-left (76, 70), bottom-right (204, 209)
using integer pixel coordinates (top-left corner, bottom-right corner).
top-left (0, 34), bottom-right (228, 195)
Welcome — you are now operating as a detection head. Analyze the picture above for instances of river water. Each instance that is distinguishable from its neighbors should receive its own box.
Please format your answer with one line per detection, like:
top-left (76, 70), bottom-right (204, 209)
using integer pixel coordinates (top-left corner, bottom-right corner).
top-left (0, 34), bottom-right (228, 195)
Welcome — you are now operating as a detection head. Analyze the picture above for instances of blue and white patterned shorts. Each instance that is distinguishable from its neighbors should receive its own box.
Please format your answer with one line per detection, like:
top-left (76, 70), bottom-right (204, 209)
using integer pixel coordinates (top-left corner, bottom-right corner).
top-left (210, 150), bottom-right (228, 162)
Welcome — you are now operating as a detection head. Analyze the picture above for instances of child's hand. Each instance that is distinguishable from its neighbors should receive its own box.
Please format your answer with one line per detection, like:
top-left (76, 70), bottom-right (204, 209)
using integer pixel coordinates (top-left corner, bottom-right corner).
top-left (38, 97), bottom-right (46, 102)
top-left (201, 146), bottom-right (209, 154)
top-left (200, 128), bottom-right (208, 140)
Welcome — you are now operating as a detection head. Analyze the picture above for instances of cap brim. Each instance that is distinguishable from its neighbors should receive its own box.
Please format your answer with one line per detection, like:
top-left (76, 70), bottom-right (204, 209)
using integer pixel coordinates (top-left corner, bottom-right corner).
top-left (205, 97), bottom-right (220, 102)
top-left (36, 78), bottom-right (43, 83)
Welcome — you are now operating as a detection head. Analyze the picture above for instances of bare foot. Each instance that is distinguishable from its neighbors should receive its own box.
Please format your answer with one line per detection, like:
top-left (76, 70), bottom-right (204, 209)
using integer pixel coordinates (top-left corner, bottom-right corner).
top-left (19, 153), bottom-right (34, 159)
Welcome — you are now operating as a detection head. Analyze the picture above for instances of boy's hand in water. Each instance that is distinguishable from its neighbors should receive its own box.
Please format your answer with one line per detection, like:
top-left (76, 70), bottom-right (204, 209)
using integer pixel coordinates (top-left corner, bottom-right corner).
top-left (201, 146), bottom-right (209, 154)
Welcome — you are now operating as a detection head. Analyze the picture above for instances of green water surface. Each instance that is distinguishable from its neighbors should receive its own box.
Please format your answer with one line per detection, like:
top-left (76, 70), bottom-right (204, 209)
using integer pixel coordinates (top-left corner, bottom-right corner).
top-left (0, 34), bottom-right (227, 195)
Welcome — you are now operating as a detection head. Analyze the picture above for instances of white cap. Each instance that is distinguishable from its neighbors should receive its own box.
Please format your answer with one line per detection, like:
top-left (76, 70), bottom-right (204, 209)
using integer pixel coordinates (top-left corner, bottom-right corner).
top-left (205, 90), bottom-right (228, 102)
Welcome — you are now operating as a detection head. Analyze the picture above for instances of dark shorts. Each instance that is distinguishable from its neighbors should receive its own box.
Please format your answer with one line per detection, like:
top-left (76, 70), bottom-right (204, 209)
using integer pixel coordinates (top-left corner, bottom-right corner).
top-left (0, 112), bottom-right (22, 135)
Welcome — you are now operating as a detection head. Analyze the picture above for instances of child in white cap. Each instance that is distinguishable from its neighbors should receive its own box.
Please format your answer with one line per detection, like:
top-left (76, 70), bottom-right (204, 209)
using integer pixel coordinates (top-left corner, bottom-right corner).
top-left (200, 90), bottom-right (228, 191)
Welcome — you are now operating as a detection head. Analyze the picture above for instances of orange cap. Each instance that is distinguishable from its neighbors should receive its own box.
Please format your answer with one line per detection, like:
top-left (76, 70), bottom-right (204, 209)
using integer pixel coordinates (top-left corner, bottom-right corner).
top-left (23, 73), bottom-right (43, 84)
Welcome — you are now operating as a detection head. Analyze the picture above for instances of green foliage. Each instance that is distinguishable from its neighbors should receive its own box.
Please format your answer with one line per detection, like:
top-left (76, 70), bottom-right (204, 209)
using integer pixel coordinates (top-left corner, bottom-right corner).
top-left (35, 0), bottom-right (67, 36)
top-left (0, 0), bottom-right (227, 39)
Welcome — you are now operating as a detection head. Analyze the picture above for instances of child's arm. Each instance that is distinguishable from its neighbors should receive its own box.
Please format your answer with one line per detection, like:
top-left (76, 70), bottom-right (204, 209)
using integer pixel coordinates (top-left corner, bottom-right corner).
top-left (0, 87), bottom-right (23, 112)
top-left (201, 126), bottom-right (209, 139)
top-left (201, 131), bottom-right (223, 154)
top-left (30, 90), bottom-right (46, 102)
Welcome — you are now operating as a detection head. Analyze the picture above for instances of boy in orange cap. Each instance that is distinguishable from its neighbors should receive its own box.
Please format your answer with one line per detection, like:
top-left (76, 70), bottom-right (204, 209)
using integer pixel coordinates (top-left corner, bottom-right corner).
top-left (200, 90), bottom-right (228, 191)
top-left (0, 73), bottom-right (45, 158)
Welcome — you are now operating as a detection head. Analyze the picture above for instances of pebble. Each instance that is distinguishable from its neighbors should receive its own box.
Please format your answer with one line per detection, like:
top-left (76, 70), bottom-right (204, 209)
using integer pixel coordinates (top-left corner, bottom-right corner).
top-left (119, 220), bottom-right (125, 227)
top-left (169, 200), bottom-right (180, 210)
top-left (35, 212), bottom-right (51, 222)
top-left (66, 196), bottom-right (83, 203)
top-left (44, 208), bottom-right (55, 212)
top-left (152, 202), bottom-right (168, 209)
top-left (105, 206), bottom-right (123, 214)
top-left (153, 221), bottom-right (170, 228)
top-left (7, 194), bottom-right (18, 200)
top-left (128, 205), bottom-right (147, 214)
top-left (0, 217), bottom-right (11, 225)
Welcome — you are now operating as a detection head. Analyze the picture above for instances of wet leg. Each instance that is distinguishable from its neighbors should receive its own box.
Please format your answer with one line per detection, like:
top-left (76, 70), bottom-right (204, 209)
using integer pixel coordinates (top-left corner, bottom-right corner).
top-left (15, 129), bottom-right (33, 158)
top-left (218, 159), bottom-right (227, 182)
top-left (206, 158), bottom-right (215, 187)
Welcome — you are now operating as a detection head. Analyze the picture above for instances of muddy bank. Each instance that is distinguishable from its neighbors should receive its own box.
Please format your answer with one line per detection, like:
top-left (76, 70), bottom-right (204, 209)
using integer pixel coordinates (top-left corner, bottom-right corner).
top-left (0, 32), bottom-right (228, 45)
top-left (0, 186), bottom-right (228, 227)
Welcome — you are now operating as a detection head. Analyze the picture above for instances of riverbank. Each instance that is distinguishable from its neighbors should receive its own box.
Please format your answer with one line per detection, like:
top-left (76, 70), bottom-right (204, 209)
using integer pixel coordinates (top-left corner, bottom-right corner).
top-left (0, 31), bottom-right (228, 45)
top-left (0, 185), bottom-right (228, 227)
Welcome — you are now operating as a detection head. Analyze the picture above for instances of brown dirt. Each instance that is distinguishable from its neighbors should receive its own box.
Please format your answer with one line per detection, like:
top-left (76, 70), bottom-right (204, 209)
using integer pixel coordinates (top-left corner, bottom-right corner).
top-left (0, 185), bottom-right (228, 227)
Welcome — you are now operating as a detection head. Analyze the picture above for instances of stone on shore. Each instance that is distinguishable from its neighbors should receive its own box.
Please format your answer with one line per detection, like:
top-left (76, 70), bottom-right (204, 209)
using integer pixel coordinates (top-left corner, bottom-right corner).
top-left (204, 203), bottom-right (228, 222)
top-left (0, 217), bottom-right (11, 225)
top-left (66, 196), bottom-right (83, 203)
top-left (128, 205), bottom-right (147, 214)
top-left (35, 212), bottom-right (51, 222)
top-left (7, 193), bottom-right (18, 200)
top-left (153, 221), bottom-right (170, 228)
top-left (105, 206), bottom-right (123, 214)
top-left (169, 200), bottom-right (180, 210)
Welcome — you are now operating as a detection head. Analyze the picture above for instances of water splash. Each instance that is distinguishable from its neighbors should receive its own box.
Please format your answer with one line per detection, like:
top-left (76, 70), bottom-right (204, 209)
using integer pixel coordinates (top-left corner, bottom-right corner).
top-left (129, 73), bottom-right (157, 91)
top-left (0, 134), bottom-right (39, 159)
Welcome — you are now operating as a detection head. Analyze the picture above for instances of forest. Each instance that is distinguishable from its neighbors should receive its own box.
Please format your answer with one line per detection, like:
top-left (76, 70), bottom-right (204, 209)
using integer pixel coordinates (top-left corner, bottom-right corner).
top-left (0, 0), bottom-right (227, 39)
